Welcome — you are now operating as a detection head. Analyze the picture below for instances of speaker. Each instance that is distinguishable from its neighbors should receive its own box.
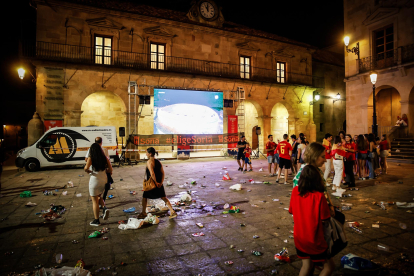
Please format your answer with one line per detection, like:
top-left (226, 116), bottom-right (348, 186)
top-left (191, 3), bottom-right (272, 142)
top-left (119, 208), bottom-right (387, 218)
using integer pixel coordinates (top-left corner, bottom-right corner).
top-left (119, 127), bottom-right (125, 137)
top-left (256, 127), bottom-right (261, 135)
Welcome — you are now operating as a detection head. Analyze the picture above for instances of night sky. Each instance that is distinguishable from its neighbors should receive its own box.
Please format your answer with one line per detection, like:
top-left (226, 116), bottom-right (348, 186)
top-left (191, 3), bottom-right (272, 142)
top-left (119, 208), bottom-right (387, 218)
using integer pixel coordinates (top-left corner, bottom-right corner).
top-left (0, 0), bottom-right (343, 127)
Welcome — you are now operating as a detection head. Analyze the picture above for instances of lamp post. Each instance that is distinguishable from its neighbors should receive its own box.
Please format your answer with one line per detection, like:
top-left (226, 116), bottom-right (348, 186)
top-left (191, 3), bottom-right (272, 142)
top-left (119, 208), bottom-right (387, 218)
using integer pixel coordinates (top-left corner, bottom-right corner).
top-left (370, 71), bottom-right (378, 137)
top-left (344, 36), bottom-right (360, 60)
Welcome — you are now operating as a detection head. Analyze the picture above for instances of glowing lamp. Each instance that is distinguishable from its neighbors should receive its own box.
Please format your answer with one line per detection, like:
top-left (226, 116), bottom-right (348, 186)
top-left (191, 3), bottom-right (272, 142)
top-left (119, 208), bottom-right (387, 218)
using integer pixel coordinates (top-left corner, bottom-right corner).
top-left (314, 94), bottom-right (320, 101)
top-left (344, 36), bottom-right (350, 47)
top-left (18, 68), bottom-right (25, 80)
top-left (370, 71), bottom-right (377, 85)
top-left (336, 93), bottom-right (341, 99)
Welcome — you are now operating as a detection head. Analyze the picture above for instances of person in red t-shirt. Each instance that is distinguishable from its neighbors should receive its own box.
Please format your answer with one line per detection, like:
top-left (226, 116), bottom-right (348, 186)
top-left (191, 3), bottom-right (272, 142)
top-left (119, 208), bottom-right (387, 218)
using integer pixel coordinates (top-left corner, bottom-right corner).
top-left (289, 165), bottom-right (335, 275)
top-left (265, 135), bottom-right (278, 176)
top-left (322, 133), bottom-right (333, 182)
top-left (243, 143), bottom-right (253, 172)
top-left (379, 134), bottom-right (389, 174)
top-left (275, 134), bottom-right (293, 184)
top-left (343, 134), bottom-right (356, 187)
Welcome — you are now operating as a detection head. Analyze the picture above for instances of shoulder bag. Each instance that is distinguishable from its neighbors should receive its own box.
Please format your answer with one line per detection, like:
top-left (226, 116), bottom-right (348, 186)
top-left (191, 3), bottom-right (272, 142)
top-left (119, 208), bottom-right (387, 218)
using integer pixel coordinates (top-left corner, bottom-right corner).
top-left (143, 169), bottom-right (157, 192)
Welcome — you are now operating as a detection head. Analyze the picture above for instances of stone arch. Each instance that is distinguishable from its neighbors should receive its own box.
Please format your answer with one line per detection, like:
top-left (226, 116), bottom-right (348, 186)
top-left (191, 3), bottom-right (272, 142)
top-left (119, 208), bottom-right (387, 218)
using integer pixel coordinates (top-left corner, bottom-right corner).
top-left (408, 86), bottom-right (414, 136)
top-left (236, 99), bottom-right (264, 151)
top-left (271, 103), bottom-right (289, 141)
top-left (81, 91), bottom-right (127, 140)
top-left (367, 85), bottom-right (401, 131)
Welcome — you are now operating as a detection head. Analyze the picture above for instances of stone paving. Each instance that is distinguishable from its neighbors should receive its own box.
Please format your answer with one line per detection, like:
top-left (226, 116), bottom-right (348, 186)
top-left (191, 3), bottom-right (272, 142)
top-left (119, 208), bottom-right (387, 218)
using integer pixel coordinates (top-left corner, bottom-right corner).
top-left (0, 157), bottom-right (414, 275)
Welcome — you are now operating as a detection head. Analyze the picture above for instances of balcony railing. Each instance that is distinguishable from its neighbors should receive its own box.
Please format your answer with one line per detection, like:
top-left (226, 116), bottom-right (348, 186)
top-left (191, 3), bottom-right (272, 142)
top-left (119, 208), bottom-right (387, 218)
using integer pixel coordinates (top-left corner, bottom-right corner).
top-left (359, 44), bottom-right (414, 73)
top-left (21, 41), bottom-right (324, 88)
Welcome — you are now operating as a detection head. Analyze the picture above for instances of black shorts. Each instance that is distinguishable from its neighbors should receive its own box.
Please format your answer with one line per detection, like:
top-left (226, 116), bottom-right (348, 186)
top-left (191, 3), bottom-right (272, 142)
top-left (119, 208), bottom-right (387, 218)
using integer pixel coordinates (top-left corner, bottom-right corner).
top-left (237, 152), bottom-right (245, 160)
top-left (296, 247), bottom-right (329, 263)
top-left (278, 158), bottom-right (291, 169)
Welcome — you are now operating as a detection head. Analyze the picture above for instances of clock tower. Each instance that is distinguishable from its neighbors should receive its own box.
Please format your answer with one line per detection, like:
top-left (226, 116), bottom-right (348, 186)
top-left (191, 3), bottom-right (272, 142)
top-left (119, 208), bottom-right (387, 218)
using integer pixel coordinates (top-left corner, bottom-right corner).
top-left (187, 0), bottom-right (225, 27)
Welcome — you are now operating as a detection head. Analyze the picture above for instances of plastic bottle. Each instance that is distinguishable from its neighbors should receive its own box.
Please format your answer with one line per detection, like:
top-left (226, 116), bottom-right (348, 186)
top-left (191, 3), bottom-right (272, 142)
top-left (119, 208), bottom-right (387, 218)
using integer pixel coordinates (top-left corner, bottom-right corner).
top-left (123, 207), bottom-right (136, 213)
top-left (377, 244), bottom-right (389, 251)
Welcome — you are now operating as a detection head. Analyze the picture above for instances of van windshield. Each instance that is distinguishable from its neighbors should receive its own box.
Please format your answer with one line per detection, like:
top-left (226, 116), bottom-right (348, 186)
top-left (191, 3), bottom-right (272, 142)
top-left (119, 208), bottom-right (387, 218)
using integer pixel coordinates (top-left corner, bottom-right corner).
top-left (41, 134), bottom-right (58, 145)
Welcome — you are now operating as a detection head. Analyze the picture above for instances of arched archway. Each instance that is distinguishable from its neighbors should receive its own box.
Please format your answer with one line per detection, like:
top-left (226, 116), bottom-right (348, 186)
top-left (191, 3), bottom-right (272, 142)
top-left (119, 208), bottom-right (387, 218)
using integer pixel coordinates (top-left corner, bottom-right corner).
top-left (81, 91), bottom-right (126, 140)
top-left (367, 86), bottom-right (401, 132)
top-left (236, 100), bottom-right (264, 150)
top-left (271, 103), bottom-right (289, 141)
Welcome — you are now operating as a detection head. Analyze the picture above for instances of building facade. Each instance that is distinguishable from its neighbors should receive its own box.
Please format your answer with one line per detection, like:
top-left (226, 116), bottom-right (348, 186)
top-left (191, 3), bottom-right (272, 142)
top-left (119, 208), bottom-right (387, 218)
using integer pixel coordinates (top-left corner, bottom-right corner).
top-left (344, 0), bottom-right (414, 137)
top-left (23, 0), bottom-right (343, 156)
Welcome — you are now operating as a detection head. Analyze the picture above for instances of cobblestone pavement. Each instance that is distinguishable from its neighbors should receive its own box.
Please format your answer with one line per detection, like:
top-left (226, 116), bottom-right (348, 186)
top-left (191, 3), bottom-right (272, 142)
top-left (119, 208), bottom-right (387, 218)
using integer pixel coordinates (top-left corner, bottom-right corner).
top-left (0, 157), bottom-right (414, 275)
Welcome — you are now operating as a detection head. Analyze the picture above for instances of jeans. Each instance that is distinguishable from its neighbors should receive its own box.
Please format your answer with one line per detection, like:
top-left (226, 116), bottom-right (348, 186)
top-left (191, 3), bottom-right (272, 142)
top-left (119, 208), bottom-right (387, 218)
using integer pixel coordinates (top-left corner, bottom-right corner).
top-left (367, 156), bottom-right (375, 179)
top-left (324, 158), bottom-right (332, 181)
top-left (333, 159), bottom-right (343, 187)
top-left (344, 160), bottom-right (355, 185)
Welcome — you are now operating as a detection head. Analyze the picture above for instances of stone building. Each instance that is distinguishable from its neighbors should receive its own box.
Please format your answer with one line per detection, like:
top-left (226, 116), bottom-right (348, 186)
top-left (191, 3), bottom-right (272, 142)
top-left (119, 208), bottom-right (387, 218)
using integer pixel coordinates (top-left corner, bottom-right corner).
top-left (22, 0), bottom-right (345, 157)
top-left (344, 0), bottom-right (414, 137)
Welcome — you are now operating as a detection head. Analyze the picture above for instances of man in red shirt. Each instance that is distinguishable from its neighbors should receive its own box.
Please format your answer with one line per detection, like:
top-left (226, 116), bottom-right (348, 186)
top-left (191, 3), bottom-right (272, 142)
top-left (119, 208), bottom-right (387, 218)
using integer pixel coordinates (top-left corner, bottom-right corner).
top-left (343, 134), bottom-right (356, 187)
top-left (275, 134), bottom-right (293, 184)
top-left (322, 133), bottom-right (333, 182)
top-left (265, 135), bottom-right (277, 176)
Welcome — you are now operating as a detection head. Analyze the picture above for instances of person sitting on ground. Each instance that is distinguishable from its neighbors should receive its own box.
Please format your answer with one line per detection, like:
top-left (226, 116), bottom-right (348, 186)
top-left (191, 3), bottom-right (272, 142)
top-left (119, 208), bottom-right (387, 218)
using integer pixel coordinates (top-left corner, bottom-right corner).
top-left (275, 134), bottom-right (293, 185)
top-left (289, 165), bottom-right (335, 276)
top-left (85, 143), bottom-right (112, 226)
top-left (236, 136), bottom-right (247, 171)
top-left (138, 147), bottom-right (177, 219)
top-left (243, 143), bottom-right (253, 172)
top-left (395, 114), bottom-right (408, 127)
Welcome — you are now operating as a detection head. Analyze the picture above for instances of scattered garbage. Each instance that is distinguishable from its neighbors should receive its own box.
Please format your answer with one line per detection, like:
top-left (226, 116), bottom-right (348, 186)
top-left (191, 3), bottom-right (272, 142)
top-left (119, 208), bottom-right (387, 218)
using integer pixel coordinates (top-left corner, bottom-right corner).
top-left (55, 254), bottom-right (63, 264)
top-left (62, 191), bottom-right (68, 196)
top-left (271, 269), bottom-right (278, 275)
top-left (215, 183), bottom-right (220, 187)
top-left (240, 223), bottom-right (246, 227)
top-left (180, 194), bottom-right (192, 201)
top-left (272, 199), bottom-right (280, 202)
top-left (263, 181), bottom-right (270, 184)
top-left (25, 202), bottom-right (37, 207)
top-left (191, 181), bottom-right (197, 185)
top-left (123, 207), bottom-right (136, 213)
top-left (129, 190), bottom-right (136, 195)
top-left (108, 195), bottom-right (115, 199)
top-left (19, 191), bottom-right (32, 198)
top-left (223, 173), bottom-right (231, 180)
top-left (341, 203), bottom-right (353, 211)
top-left (259, 168), bottom-right (263, 172)
top-left (35, 266), bottom-right (91, 276)
top-left (79, 175), bottom-right (84, 177)
top-left (253, 235), bottom-right (259, 239)
top-left (72, 240), bottom-right (79, 244)
top-left (118, 214), bottom-right (160, 230)
top-left (196, 223), bottom-right (204, 228)
top-left (251, 250), bottom-right (263, 256)
top-left (399, 223), bottom-right (407, 229)
top-left (377, 244), bottom-right (389, 251)
top-left (192, 232), bottom-right (205, 237)
top-left (229, 184), bottom-right (242, 191)
top-left (76, 193), bottom-right (82, 197)
top-left (372, 224), bottom-right (380, 228)
top-left (274, 247), bottom-right (291, 262)
top-left (237, 249), bottom-right (244, 253)
top-left (222, 167), bottom-right (227, 169)
top-left (67, 181), bottom-right (74, 188)
top-left (341, 253), bottom-right (375, 270)
top-left (223, 203), bottom-right (230, 209)
top-left (88, 231), bottom-right (102, 239)
top-left (396, 202), bottom-right (414, 208)
top-left (167, 181), bottom-right (173, 186)
top-left (224, 261), bottom-right (233, 265)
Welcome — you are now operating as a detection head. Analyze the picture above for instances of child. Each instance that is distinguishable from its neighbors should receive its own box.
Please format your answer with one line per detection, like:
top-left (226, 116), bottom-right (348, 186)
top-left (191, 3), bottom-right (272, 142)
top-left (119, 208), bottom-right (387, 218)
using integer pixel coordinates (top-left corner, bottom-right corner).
top-left (243, 143), bottom-right (253, 172)
top-left (275, 134), bottom-right (293, 184)
top-left (289, 165), bottom-right (335, 276)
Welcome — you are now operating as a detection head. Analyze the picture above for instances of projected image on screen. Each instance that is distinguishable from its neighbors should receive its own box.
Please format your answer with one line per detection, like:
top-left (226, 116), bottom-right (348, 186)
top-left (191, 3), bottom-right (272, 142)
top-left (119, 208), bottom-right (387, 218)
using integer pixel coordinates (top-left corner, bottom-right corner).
top-left (154, 89), bottom-right (223, 134)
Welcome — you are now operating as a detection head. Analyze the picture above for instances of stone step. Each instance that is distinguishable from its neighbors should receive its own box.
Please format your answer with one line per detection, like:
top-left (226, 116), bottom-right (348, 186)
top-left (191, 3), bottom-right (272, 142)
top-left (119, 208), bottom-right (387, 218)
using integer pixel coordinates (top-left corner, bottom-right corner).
top-left (391, 151), bottom-right (414, 156)
top-left (394, 138), bottom-right (414, 141)
top-left (387, 158), bottom-right (414, 164)
top-left (388, 154), bottom-right (414, 160)
top-left (390, 148), bottom-right (414, 152)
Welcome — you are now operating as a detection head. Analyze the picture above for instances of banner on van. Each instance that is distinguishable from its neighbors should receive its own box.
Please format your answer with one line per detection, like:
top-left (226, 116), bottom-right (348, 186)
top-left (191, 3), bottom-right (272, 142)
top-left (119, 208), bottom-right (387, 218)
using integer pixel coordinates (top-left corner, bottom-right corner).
top-left (131, 133), bottom-right (240, 146)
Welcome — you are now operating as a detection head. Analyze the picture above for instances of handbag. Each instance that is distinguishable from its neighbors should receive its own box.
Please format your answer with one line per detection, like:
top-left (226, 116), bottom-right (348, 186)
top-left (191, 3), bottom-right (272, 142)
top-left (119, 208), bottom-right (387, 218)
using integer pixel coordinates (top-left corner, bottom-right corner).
top-left (143, 170), bottom-right (157, 192)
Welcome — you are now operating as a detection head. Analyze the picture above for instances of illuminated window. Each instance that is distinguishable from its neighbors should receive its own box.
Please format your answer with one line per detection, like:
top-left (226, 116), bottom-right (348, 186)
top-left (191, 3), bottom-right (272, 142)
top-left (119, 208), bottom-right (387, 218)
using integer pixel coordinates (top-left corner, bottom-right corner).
top-left (240, 56), bottom-right (250, 79)
top-left (374, 25), bottom-right (394, 61)
top-left (276, 62), bottom-right (286, 83)
top-left (150, 43), bottom-right (165, 70)
top-left (95, 36), bottom-right (112, 65)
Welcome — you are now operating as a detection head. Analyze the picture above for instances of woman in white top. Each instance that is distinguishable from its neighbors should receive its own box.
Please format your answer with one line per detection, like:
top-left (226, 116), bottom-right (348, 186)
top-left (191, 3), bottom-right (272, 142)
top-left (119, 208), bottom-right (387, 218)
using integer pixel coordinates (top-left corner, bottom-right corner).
top-left (296, 137), bottom-right (306, 173)
top-left (84, 143), bottom-right (113, 226)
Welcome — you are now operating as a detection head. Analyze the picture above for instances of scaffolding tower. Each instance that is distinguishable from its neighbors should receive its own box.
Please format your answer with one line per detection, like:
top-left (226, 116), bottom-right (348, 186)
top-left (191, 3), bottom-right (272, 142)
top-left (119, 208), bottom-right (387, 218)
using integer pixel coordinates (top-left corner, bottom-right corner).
top-left (127, 81), bottom-right (139, 162)
top-left (236, 87), bottom-right (245, 136)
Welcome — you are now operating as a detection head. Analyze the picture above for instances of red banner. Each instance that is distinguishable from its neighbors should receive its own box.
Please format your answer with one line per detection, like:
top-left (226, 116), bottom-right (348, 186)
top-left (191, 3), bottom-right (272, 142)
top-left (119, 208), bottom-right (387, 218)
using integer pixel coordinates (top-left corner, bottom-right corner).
top-left (44, 120), bottom-right (63, 131)
top-left (227, 115), bottom-right (238, 154)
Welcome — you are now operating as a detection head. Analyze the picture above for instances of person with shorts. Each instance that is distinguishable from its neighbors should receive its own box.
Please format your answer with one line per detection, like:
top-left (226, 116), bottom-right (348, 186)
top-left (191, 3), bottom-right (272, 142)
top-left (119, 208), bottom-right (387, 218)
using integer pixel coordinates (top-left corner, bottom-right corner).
top-left (289, 165), bottom-right (335, 275)
top-left (290, 134), bottom-right (298, 175)
top-left (275, 134), bottom-right (293, 184)
top-left (243, 143), bottom-right (253, 172)
top-left (236, 136), bottom-right (247, 171)
top-left (265, 135), bottom-right (277, 176)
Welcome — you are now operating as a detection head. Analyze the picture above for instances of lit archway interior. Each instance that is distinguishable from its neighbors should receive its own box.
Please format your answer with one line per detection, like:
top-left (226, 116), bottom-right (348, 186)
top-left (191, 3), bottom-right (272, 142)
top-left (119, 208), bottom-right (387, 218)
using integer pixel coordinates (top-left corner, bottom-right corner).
top-left (236, 100), bottom-right (264, 150)
top-left (271, 103), bottom-right (289, 141)
top-left (367, 87), bottom-right (400, 132)
top-left (81, 91), bottom-right (126, 141)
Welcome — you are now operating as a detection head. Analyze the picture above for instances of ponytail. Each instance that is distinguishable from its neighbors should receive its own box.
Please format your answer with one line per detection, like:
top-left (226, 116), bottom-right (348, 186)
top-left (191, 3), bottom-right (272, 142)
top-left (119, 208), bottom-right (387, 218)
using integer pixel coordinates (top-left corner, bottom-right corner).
top-left (147, 147), bottom-right (158, 157)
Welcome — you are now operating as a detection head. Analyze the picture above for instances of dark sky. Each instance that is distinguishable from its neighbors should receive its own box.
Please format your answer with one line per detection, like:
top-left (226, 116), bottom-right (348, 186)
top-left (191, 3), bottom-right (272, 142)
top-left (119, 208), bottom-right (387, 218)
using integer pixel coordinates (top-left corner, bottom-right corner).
top-left (0, 0), bottom-right (343, 127)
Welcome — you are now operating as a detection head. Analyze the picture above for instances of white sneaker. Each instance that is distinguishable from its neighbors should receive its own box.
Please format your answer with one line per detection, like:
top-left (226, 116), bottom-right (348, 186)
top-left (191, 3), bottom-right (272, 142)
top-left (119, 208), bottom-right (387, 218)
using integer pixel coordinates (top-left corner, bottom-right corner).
top-left (284, 182), bottom-right (288, 185)
top-left (281, 173), bottom-right (285, 176)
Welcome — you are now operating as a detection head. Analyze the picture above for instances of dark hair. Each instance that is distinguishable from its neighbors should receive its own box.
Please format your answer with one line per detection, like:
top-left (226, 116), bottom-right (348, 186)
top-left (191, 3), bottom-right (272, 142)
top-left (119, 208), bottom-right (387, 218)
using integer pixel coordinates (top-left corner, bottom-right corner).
top-left (334, 136), bottom-right (341, 144)
top-left (339, 131), bottom-right (345, 137)
top-left (241, 136), bottom-right (245, 139)
top-left (95, 137), bottom-right (103, 144)
top-left (305, 141), bottom-right (309, 145)
top-left (324, 133), bottom-right (332, 139)
top-left (357, 134), bottom-right (366, 151)
top-left (376, 136), bottom-right (380, 141)
top-left (345, 134), bottom-right (352, 141)
top-left (283, 134), bottom-right (288, 139)
top-left (299, 133), bottom-right (304, 137)
top-left (291, 134), bottom-right (296, 139)
top-left (300, 138), bottom-right (306, 144)
top-left (147, 147), bottom-right (158, 157)
top-left (368, 133), bottom-right (375, 143)
top-left (298, 165), bottom-right (325, 196)
top-left (90, 143), bottom-right (107, 172)
top-left (268, 134), bottom-right (273, 139)
top-left (382, 134), bottom-right (387, 140)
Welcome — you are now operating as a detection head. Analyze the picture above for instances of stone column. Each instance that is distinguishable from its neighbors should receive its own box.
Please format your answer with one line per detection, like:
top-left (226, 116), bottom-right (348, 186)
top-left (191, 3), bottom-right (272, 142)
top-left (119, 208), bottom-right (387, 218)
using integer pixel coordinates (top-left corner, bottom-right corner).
top-left (28, 112), bottom-right (44, 146)
top-left (64, 110), bottom-right (83, 127)
top-left (308, 104), bottom-right (316, 142)
top-left (288, 117), bottom-right (297, 136)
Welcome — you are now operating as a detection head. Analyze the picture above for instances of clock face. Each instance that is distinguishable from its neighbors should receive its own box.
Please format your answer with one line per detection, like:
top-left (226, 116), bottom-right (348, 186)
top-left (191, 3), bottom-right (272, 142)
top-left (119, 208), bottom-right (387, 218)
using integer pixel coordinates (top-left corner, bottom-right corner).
top-left (200, 1), bottom-right (215, 19)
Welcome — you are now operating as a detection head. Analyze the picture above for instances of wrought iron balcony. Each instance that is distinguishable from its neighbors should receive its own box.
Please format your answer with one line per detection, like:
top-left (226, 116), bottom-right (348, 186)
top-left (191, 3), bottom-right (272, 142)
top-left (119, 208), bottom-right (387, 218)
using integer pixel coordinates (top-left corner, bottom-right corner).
top-left (21, 41), bottom-right (324, 88)
top-left (359, 43), bottom-right (414, 73)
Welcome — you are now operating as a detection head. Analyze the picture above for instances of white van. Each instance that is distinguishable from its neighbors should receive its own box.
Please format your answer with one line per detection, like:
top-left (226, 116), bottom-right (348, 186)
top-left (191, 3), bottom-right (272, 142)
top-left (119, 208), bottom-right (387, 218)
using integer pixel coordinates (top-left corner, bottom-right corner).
top-left (16, 126), bottom-right (118, 171)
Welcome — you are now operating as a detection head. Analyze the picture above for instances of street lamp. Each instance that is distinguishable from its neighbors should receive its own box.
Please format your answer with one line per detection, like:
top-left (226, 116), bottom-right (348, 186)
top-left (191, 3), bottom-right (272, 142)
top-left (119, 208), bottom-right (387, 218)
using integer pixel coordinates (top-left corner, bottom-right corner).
top-left (18, 68), bottom-right (25, 79)
top-left (370, 71), bottom-right (378, 137)
top-left (333, 93), bottom-right (341, 103)
top-left (314, 92), bottom-right (320, 101)
top-left (344, 36), bottom-right (360, 59)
